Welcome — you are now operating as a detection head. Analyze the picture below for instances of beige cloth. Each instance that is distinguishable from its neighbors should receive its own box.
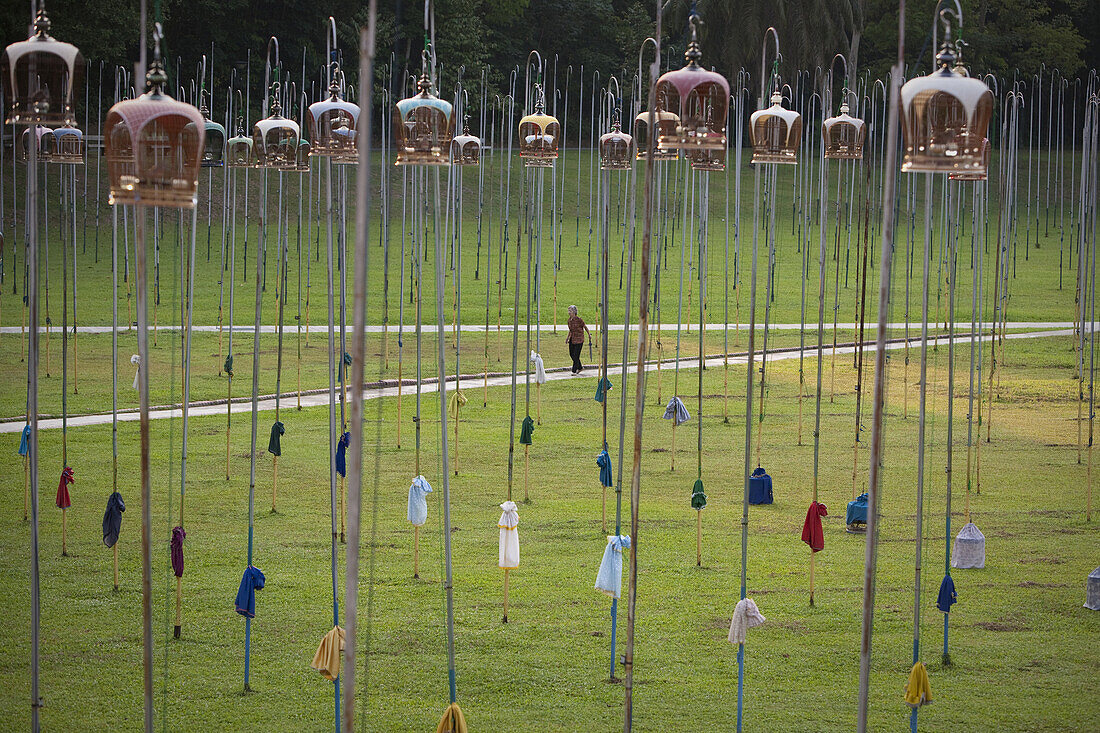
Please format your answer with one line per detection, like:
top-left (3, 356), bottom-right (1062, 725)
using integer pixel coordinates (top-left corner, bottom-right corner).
top-left (727, 598), bottom-right (766, 644)
top-left (310, 625), bottom-right (345, 681)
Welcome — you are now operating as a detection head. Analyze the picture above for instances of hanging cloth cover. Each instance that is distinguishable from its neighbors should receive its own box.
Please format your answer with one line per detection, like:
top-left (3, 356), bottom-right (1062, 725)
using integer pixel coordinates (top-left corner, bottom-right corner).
top-left (498, 501), bottom-right (520, 569)
top-left (801, 501), bottom-right (828, 552)
top-left (691, 479), bottom-right (707, 510)
top-left (56, 466), bottom-right (73, 509)
top-left (951, 522), bottom-right (985, 569)
top-left (727, 598), bottom-right (766, 644)
top-left (519, 416), bottom-right (535, 446)
top-left (594, 377), bottom-right (613, 403)
top-left (335, 431), bottom-right (350, 478)
top-left (846, 492), bottom-right (869, 526)
top-left (170, 525), bottom-right (186, 577)
top-left (268, 420), bottom-right (285, 456)
top-left (435, 703), bottom-right (468, 733)
top-left (102, 491), bottom-right (125, 548)
top-left (529, 351), bottom-right (547, 384)
top-left (310, 625), bottom-right (345, 681)
top-left (596, 449), bottom-right (613, 488)
top-left (407, 475), bottom-right (433, 526)
top-left (235, 565), bottom-right (266, 618)
top-left (449, 389), bottom-right (468, 414)
top-left (663, 396), bottom-right (690, 426)
top-left (748, 467), bottom-right (773, 505)
top-left (19, 425), bottom-right (31, 456)
top-left (594, 534), bottom-right (631, 599)
top-left (224, 354), bottom-right (234, 377)
top-left (904, 662), bottom-right (932, 708)
top-left (936, 575), bottom-right (957, 613)
top-left (1085, 566), bottom-right (1100, 611)
top-left (338, 352), bottom-right (352, 383)
top-left (130, 354), bottom-right (141, 390)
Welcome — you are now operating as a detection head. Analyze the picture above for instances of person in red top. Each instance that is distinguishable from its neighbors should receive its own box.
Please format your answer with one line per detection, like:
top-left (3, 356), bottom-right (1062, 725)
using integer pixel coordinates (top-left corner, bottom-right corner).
top-left (566, 305), bottom-right (592, 374)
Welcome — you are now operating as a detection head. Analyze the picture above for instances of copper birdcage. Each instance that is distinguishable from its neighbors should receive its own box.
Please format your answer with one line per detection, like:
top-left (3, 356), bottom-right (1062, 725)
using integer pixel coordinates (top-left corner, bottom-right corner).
top-left (291, 139), bottom-right (312, 173)
top-left (633, 110), bottom-right (679, 161)
top-left (822, 101), bottom-right (865, 160)
top-left (0, 3), bottom-right (83, 127)
top-left (308, 70), bottom-right (359, 163)
top-left (394, 59), bottom-right (454, 167)
top-left (200, 104), bottom-right (225, 168)
top-left (750, 88), bottom-right (802, 165)
top-left (104, 40), bottom-right (204, 208)
top-left (46, 123), bottom-right (83, 164)
top-left (948, 137), bottom-right (990, 181)
top-left (599, 120), bottom-right (633, 170)
top-left (225, 116), bottom-right (253, 168)
top-left (654, 14), bottom-right (729, 152)
top-left (451, 116), bottom-right (480, 166)
top-left (253, 88), bottom-right (299, 169)
top-left (687, 147), bottom-right (725, 172)
top-left (900, 12), bottom-right (992, 175)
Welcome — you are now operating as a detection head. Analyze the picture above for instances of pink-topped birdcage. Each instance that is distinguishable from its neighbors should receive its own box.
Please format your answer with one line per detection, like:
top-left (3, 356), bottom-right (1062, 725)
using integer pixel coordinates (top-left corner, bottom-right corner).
top-left (654, 13), bottom-right (729, 152)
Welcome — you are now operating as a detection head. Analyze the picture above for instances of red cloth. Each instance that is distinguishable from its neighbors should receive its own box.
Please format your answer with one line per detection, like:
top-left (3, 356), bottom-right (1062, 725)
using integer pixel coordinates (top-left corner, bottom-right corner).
top-left (801, 501), bottom-right (828, 552)
top-left (56, 466), bottom-right (73, 509)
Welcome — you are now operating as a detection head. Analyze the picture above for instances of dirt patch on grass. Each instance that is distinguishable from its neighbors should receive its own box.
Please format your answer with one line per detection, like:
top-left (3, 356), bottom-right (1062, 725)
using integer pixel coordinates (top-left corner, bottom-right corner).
top-left (1016, 581), bottom-right (1069, 589)
top-left (974, 614), bottom-right (1030, 632)
top-left (1017, 556), bottom-right (1063, 564)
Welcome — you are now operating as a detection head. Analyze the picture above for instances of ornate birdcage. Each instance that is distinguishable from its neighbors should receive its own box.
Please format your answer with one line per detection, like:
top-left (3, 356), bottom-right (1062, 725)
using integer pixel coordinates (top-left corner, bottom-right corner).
top-left (900, 11), bottom-right (993, 175)
top-left (633, 110), bottom-right (679, 161)
top-left (1, 3), bottom-right (83, 127)
top-left (225, 116), bottom-right (253, 168)
top-left (199, 103), bottom-right (225, 168)
top-left (823, 100), bottom-right (865, 160)
top-left (291, 139), bottom-right (312, 173)
top-left (104, 30), bottom-right (203, 208)
top-left (518, 84), bottom-right (559, 167)
top-left (253, 86), bottom-right (299, 169)
top-left (18, 125), bottom-right (48, 162)
top-left (687, 147), bottom-right (725, 172)
top-left (750, 87), bottom-right (802, 165)
top-left (653, 14), bottom-right (729, 152)
top-left (949, 137), bottom-right (990, 181)
top-left (394, 54), bottom-right (454, 167)
top-left (599, 119), bottom-right (633, 170)
top-left (46, 123), bottom-right (83, 164)
top-left (451, 115), bottom-right (481, 166)
top-left (308, 69), bottom-right (359, 163)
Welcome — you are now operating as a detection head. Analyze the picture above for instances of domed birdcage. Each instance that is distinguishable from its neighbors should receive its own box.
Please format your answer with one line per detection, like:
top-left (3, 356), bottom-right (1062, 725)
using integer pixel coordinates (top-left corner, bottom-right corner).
top-left (308, 68), bottom-right (359, 163)
top-left (1, 3), bottom-right (84, 127)
top-left (451, 115), bottom-right (481, 166)
top-left (18, 125), bottom-right (48, 162)
top-left (653, 13), bottom-right (729, 152)
top-left (750, 87), bottom-right (802, 165)
top-left (253, 86), bottom-right (299, 169)
top-left (900, 7), bottom-right (993, 175)
top-left (104, 27), bottom-right (203, 208)
top-left (823, 100), bottom-right (865, 160)
top-left (633, 110), bottom-right (679, 161)
top-left (225, 116), bottom-right (253, 168)
top-left (46, 123), bottom-right (83, 164)
top-left (199, 102), bottom-right (225, 168)
top-left (518, 84), bottom-right (559, 167)
top-left (687, 147), bottom-right (725, 172)
top-left (292, 138), bottom-right (312, 173)
top-left (949, 137), bottom-right (990, 181)
top-left (394, 53), bottom-right (454, 167)
top-left (599, 118), bottom-right (633, 171)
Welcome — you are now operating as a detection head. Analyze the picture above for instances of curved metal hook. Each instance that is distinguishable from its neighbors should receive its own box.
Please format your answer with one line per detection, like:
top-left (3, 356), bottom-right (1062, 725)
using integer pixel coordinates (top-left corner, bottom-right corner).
top-left (932, 0), bottom-right (964, 65)
top-left (760, 26), bottom-right (781, 102)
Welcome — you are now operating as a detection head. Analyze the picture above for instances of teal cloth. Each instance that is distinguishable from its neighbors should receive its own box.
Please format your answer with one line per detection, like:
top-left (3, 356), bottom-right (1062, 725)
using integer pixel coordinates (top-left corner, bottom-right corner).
top-left (19, 425), bottom-right (31, 456)
top-left (224, 354), bottom-right (234, 377)
top-left (691, 478), bottom-right (707, 510)
top-left (519, 415), bottom-right (535, 445)
top-left (594, 377), bottom-right (613, 403)
top-left (268, 421), bottom-right (285, 456)
top-left (597, 449), bottom-right (613, 488)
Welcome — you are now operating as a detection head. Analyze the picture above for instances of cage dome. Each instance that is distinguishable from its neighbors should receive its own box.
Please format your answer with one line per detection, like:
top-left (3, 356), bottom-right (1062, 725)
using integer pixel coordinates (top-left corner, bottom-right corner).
top-left (518, 85), bottom-right (559, 167)
top-left (633, 110), bottom-right (679, 161)
top-left (252, 92), bottom-right (299, 169)
top-left (1086, 567), bottom-right (1100, 611)
top-left (451, 116), bottom-right (480, 166)
top-left (0, 5), bottom-right (83, 126)
top-left (901, 42), bottom-right (992, 174)
top-left (654, 21), bottom-right (729, 152)
top-left (750, 89), bottom-right (802, 165)
top-left (199, 105), bottom-right (225, 168)
top-left (104, 56), bottom-right (203, 208)
top-left (823, 101), bottom-right (865, 160)
top-left (225, 116), bottom-right (253, 168)
top-left (308, 73), bottom-right (359, 162)
top-left (951, 521), bottom-right (985, 569)
top-left (599, 120), bottom-right (633, 170)
top-left (394, 70), bottom-right (454, 167)
top-left (46, 124), bottom-right (83, 164)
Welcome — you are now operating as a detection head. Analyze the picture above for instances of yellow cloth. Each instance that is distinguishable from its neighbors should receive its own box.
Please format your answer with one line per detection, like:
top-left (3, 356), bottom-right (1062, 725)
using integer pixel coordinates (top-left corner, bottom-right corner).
top-left (903, 661), bottom-right (932, 708)
top-left (450, 390), bottom-right (468, 413)
top-left (310, 625), bottom-right (345, 681)
top-left (435, 702), bottom-right (467, 733)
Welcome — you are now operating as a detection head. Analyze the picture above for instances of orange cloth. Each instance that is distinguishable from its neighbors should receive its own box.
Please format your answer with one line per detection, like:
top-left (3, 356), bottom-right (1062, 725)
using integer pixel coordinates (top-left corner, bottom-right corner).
top-left (310, 625), bottom-right (345, 681)
top-left (435, 703), bottom-right (467, 733)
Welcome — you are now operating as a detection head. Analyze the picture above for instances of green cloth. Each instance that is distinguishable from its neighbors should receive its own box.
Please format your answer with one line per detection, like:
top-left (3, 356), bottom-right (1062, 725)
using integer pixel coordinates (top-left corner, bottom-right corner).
top-left (224, 354), bottom-right (233, 377)
top-left (691, 478), bottom-right (707, 510)
top-left (268, 421), bottom-right (285, 456)
top-left (519, 415), bottom-right (535, 445)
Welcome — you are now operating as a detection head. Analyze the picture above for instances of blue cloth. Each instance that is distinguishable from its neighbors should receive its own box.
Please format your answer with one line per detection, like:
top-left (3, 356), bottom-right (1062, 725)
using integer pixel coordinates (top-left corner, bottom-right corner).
top-left (936, 574), bottom-right (957, 613)
top-left (594, 535), bottom-right (631, 599)
top-left (336, 431), bottom-right (350, 478)
top-left (407, 475), bottom-right (432, 526)
top-left (846, 492), bottom-right (869, 525)
top-left (594, 377), bottom-right (613, 403)
top-left (235, 566), bottom-right (266, 618)
top-left (19, 425), bottom-right (31, 456)
top-left (663, 396), bottom-right (690, 426)
top-left (597, 449), bottom-right (613, 488)
top-left (101, 491), bottom-right (125, 548)
top-left (748, 467), bottom-right (773, 505)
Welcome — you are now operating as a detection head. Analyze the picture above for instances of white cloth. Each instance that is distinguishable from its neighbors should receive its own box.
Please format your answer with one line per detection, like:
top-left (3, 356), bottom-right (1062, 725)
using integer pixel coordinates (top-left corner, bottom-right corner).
top-left (728, 598), bottom-right (766, 645)
top-left (498, 501), bottom-right (519, 569)
top-left (951, 522), bottom-right (986, 569)
top-left (130, 354), bottom-right (141, 390)
top-left (594, 535), bottom-right (631, 599)
top-left (406, 475), bottom-right (432, 527)
top-left (1086, 566), bottom-right (1100, 611)
top-left (529, 351), bottom-right (547, 384)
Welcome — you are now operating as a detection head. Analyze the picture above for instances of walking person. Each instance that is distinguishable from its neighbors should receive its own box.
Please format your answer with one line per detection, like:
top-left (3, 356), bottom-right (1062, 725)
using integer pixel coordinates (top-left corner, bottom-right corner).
top-left (567, 305), bottom-right (592, 375)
